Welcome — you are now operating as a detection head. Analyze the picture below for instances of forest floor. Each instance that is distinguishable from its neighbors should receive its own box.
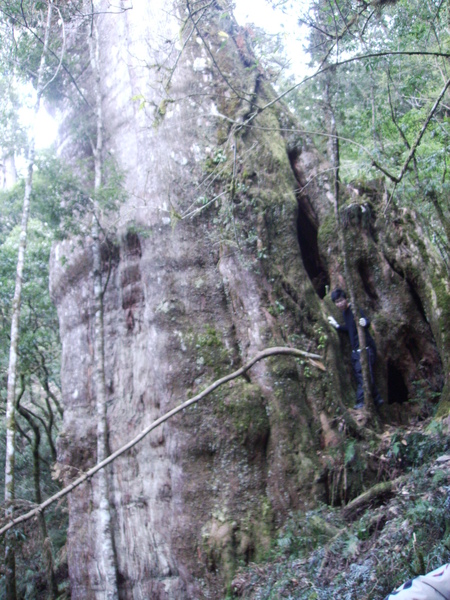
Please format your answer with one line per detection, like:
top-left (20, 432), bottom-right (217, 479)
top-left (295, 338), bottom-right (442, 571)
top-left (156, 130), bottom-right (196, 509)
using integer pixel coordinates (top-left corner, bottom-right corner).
top-left (229, 406), bottom-right (450, 600)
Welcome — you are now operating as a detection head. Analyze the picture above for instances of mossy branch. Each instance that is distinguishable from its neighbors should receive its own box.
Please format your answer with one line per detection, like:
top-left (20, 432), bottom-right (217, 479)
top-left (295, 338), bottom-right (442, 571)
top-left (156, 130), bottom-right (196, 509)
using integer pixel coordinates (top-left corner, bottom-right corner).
top-left (343, 477), bottom-right (403, 520)
top-left (0, 346), bottom-right (323, 537)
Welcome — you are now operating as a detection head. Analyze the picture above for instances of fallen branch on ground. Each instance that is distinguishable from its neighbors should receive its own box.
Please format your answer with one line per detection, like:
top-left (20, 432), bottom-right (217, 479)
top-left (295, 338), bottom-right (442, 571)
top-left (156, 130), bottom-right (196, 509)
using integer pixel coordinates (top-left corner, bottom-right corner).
top-left (0, 346), bottom-right (323, 536)
top-left (343, 477), bottom-right (403, 520)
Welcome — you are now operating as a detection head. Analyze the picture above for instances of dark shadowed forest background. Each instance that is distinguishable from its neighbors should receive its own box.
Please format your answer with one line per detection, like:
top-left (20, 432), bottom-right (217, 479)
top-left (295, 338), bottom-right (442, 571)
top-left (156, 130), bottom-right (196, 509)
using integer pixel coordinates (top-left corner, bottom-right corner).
top-left (0, 0), bottom-right (450, 598)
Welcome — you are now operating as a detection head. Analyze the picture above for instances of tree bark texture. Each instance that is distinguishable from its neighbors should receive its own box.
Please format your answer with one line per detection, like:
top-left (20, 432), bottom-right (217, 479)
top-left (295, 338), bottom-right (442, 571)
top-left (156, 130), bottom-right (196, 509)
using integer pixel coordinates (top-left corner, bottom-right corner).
top-left (48, 1), bottom-right (450, 598)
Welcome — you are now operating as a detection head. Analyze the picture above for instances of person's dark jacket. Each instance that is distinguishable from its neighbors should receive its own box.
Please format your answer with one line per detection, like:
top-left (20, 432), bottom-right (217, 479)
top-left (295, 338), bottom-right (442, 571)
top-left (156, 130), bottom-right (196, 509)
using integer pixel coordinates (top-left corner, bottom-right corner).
top-left (337, 306), bottom-right (376, 351)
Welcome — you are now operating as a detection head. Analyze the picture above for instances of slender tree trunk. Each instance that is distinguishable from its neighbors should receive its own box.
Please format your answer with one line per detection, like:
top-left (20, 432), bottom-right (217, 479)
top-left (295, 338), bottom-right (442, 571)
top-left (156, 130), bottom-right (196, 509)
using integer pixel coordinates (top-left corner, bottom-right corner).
top-left (4, 3), bottom-right (54, 597)
top-left (87, 6), bottom-right (119, 598)
top-left (17, 394), bottom-right (58, 600)
top-left (39, 354), bottom-right (64, 419)
top-left (325, 78), bottom-right (374, 413)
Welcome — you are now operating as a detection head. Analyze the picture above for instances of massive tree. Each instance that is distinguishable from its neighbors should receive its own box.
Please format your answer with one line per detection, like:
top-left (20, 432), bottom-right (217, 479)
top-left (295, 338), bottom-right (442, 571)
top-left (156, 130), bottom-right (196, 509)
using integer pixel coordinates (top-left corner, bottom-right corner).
top-left (28, 0), bottom-right (450, 597)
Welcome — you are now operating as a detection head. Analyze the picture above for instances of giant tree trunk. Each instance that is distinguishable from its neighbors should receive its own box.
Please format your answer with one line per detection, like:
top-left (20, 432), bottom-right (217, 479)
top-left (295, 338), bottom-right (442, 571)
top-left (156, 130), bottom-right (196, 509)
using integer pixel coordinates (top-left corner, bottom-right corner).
top-left (49, 1), bottom-right (450, 598)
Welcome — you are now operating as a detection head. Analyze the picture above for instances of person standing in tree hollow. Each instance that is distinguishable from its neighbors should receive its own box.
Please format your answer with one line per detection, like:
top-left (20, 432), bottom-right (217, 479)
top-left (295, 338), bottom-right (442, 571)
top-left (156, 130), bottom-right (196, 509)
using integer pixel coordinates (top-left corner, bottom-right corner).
top-left (327, 288), bottom-right (384, 410)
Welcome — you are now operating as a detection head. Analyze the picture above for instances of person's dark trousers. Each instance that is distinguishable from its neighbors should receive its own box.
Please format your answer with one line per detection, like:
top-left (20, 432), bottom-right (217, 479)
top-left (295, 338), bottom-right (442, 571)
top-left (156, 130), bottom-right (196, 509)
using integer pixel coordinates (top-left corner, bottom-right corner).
top-left (351, 346), bottom-right (383, 407)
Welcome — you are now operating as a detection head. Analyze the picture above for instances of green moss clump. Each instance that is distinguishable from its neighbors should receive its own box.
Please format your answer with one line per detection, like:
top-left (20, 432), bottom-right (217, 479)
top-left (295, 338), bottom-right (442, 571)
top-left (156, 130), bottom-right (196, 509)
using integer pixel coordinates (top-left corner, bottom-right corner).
top-left (201, 496), bottom-right (275, 594)
top-left (194, 325), bottom-right (230, 376)
top-left (318, 213), bottom-right (338, 250)
top-left (214, 380), bottom-right (270, 446)
top-left (432, 276), bottom-right (450, 337)
top-left (239, 498), bottom-right (274, 563)
top-left (181, 325), bottom-right (231, 381)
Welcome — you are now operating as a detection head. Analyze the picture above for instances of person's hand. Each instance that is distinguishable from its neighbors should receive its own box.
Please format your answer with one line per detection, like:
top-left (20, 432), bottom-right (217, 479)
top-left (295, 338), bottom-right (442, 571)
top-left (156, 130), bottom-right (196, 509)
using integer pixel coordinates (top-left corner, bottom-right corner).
top-left (327, 316), bottom-right (339, 329)
top-left (359, 317), bottom-right (367, 327)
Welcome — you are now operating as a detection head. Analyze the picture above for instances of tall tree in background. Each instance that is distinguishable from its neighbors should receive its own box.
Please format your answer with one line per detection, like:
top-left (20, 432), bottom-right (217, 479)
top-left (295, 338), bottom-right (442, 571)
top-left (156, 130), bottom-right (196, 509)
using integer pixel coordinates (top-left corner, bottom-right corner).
top-left (0, 0), bottom-right (124, 591)
top-left (0, 17), bottom-right (20, 191)
top-left (0, 207), bottom-right (63, 597)
top-left (1, 1), bottom-right (62, 596)
top-left (0, 81), bottom-right (22, 190)
top-left (86, 3), bottom-right (119, 596)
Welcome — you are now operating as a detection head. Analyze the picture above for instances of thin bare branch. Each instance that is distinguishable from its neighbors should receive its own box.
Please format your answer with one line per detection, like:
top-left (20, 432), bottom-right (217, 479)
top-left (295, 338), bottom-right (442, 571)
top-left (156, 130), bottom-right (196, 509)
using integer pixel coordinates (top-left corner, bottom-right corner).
top-left (246, 50), bottom-right (450, 125)
top-left (396, 75), bottom-right (450, 182)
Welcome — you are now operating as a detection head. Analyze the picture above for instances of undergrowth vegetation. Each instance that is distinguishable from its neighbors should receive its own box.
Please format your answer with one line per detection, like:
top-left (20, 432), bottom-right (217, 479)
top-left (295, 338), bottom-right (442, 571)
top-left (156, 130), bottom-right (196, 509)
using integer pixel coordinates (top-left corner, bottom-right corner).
top-left (230, 418), bottom-right (450, 599)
